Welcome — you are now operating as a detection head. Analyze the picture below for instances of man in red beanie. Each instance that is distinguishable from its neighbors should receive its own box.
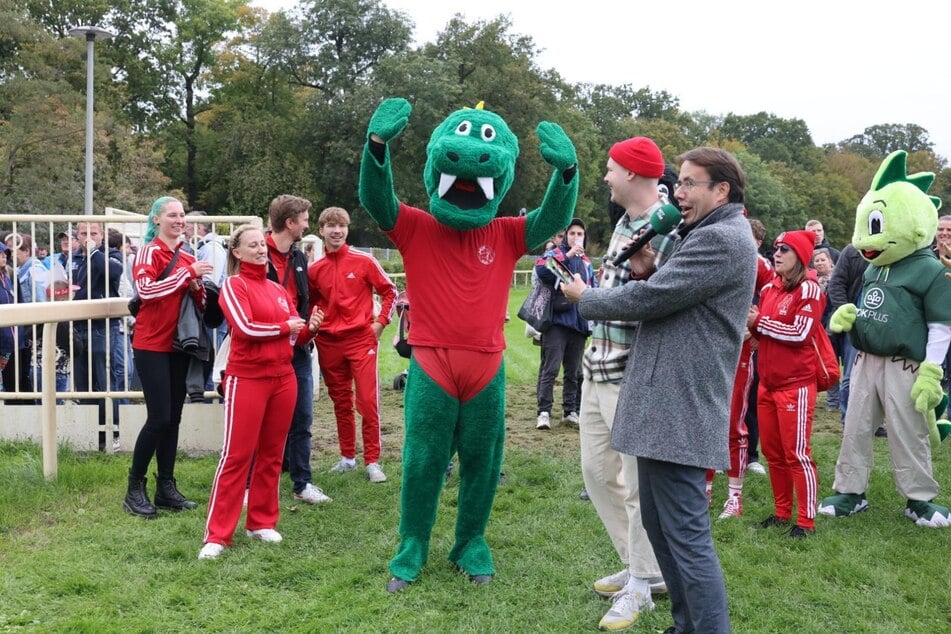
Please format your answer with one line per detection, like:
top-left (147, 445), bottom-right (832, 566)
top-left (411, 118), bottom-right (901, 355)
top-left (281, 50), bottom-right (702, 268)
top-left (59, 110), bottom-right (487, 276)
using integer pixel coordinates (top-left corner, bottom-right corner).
top-left (574, 136), bottom-right (671, 631)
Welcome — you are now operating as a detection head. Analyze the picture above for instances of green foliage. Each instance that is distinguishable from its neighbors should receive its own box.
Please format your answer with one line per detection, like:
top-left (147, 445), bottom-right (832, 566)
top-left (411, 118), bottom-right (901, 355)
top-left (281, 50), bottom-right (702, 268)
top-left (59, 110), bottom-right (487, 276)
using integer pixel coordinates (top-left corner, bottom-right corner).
top-left (840, 123), bottom-right (934, 159)
top-left (5, 0), bottom-right (950, 254)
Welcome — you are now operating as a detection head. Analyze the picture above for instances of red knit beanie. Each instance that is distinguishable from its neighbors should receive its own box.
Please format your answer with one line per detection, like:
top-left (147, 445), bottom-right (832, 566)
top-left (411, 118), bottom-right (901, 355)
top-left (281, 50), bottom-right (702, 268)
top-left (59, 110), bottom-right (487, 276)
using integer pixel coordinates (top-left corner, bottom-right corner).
top-left (608, 137), bottom-right (665, 179)
top-left (774, 230), bottom-right (815, 266)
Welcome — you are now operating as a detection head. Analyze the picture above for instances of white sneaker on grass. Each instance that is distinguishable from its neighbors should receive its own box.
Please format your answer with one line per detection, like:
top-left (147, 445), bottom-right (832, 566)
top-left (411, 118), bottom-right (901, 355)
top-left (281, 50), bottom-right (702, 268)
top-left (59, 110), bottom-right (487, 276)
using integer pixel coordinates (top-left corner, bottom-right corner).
top-left (598, 587), bottom-right (654, 631)
top-left (563, 411), bottom-right (580, 426)
top-left (329, 458), bottom-right (357, 474)
top-left (246, 528), bottom-right (282, 543)
top-left (366, 463), bottom-right (388, 483)
top-left (747, 461), bottom-right (766, 475)
top-left (594, 569), bottom-right (629, 597)
top-left (198, 543), bottom-right (225, 560)
top-left (294, 483), bottom-right (332, 504)
top-left (536, 412), bottom-right (551, 430)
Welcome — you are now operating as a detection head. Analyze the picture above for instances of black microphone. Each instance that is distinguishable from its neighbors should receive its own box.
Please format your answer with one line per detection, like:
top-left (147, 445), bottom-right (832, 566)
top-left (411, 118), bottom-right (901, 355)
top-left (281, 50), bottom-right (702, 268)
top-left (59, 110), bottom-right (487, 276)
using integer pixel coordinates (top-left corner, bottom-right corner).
top-left (612, 204), bottom-right (682, 266)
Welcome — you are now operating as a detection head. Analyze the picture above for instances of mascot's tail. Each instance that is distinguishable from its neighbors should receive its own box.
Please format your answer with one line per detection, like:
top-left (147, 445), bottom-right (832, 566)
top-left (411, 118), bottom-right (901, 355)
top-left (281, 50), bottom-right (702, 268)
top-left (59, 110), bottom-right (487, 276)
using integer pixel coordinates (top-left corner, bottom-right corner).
top-left (933, 394), bottom-right (950, 445)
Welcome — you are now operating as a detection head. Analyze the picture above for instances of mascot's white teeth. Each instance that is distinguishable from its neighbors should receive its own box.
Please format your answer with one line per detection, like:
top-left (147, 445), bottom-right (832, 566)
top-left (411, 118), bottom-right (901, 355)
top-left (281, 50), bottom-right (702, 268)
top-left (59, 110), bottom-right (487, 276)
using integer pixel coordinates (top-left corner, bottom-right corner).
top-left (477, 177), bottom-right (495, 200)
top-left (438, 173), bottom-right (457, 199)
top-left (437, 173), bottom-right (496, 200)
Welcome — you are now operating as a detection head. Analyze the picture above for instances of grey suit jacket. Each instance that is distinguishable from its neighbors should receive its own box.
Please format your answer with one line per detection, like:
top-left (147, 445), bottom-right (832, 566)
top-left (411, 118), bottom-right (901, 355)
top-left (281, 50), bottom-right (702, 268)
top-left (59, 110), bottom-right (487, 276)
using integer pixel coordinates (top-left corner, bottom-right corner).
top-left (579, 202), bottom-right (757, 470)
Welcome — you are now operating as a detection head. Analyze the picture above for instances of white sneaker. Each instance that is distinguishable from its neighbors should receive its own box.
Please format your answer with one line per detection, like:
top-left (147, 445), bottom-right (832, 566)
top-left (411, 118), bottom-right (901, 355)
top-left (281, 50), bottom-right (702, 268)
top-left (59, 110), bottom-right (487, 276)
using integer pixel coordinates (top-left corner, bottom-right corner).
top-left (593, 569), bottom-right (629, 597)
top-left (329, 458), bottom-right (357, 474)
top-left (246, 528), bottom-right (283, 543)
top-left (366, 463), bottom-right (388, 483)
top-left (536, 412), bottom-right (551, 430)
top-left (563, 411), bottom-right (580, 426)
top-left (294, 483), bottom-right (332, 504)
top-left (747, 461), bottom-right (767, 475)
top-left (198, 543), bottom-right (225, 560)
top-left (598, 587), bottom-right (654, 631)
top-left (717, 495), bottom-right (743, 519)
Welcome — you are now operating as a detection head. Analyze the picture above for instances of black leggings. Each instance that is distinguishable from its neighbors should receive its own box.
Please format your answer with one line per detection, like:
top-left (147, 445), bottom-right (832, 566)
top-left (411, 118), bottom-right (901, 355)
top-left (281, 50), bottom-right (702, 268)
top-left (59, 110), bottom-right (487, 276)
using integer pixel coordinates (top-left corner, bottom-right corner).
top-left (130, 349), bottom-right (190, 480)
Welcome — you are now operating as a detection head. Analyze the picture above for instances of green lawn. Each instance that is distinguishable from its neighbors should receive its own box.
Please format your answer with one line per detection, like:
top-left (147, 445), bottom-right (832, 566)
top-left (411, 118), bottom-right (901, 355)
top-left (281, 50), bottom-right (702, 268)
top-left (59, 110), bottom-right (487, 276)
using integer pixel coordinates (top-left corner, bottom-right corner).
top-left (2, 286), bottom-right (950, 632)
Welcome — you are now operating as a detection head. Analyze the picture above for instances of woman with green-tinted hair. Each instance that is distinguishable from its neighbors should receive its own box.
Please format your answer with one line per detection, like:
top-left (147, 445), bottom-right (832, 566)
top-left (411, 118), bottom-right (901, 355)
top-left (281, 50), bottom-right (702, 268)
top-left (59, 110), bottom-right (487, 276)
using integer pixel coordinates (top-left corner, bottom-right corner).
top-left (123, 196), bottom-right (214, 519)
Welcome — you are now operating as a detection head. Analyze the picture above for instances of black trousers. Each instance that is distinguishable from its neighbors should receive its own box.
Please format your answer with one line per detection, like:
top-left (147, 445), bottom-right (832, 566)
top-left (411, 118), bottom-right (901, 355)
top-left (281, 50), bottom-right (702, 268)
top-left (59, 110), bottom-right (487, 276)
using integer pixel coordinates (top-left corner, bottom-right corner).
top-left (535, 324), bottom-right (586, 416)
top-left (129, 349), bottom-right (190, 480)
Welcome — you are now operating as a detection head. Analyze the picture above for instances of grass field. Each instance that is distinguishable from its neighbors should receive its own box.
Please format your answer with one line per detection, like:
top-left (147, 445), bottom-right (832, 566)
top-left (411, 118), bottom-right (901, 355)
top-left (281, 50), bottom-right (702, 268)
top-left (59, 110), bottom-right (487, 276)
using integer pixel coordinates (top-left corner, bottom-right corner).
top-left (2, 286), bottom-right (951, 632)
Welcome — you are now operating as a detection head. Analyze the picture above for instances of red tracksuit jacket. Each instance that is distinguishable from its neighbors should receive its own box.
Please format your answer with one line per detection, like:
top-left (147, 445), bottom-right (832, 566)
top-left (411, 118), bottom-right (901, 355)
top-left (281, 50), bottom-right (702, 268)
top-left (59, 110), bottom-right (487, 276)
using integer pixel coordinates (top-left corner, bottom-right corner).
top-left (307, 244), bottom-right (397, 339)
top-left (219, 261), bottom-right (303, 379)
top-left (752, 275), bottom-right (825, 390)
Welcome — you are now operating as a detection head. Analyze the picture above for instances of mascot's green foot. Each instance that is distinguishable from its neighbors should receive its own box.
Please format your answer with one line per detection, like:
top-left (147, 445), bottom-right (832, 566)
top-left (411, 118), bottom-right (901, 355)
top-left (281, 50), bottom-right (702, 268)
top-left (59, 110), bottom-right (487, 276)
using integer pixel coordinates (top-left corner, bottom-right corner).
top-left (905, 500), bottom-right (951, 528)
top-left (386, 577), bottom-right (412, 593)
top-left (449, 536), bottom-right (494, 578)
top-left (817, 492), bottom-right (869, 517)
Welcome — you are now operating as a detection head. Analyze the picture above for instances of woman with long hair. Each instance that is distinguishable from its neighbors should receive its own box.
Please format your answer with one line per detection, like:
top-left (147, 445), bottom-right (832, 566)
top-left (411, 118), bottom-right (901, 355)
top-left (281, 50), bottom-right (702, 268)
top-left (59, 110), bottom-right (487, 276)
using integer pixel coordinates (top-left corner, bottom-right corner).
top-left (123, 196), bottom-right (214, 518)
top-left (199, 225), bottom-right (322, 560)
top-left (749, 230), bottom-right (824, 538)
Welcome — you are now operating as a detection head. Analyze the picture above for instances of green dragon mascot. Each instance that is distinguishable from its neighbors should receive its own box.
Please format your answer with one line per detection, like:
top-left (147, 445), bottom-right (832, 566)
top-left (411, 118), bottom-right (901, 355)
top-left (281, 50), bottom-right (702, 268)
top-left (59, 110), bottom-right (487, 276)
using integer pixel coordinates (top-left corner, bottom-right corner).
top-left (359, 98), bottom-right (578, 590)
top-left (819, 150), bottom-right (951, 528)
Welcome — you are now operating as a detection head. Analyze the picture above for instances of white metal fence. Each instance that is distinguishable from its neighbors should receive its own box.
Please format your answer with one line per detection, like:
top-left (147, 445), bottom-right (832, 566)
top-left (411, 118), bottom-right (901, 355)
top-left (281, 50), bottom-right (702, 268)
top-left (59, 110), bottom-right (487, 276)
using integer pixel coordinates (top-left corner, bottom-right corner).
top-left (0, 212), bottom-right (262, 478)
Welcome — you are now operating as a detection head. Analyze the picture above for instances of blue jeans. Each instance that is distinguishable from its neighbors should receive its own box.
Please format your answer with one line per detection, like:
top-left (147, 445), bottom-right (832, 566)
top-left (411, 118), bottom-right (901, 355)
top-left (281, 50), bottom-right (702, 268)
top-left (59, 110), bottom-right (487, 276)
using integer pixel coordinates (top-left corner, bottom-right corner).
top-left (284, 347), bottom-right (315, 494)
top-left (839, 335), bottom-right (859, 425)
top-left (75, 320), bottom-right (126, 427)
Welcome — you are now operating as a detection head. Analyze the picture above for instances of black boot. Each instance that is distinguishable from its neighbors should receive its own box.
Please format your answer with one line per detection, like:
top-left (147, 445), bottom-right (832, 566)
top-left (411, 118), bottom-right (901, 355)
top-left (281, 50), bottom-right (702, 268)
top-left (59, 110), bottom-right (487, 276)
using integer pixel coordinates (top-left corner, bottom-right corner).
top-left (154, 476), bottom-right (198, 511)
top-left (123, 475), bottom-right (157, 519)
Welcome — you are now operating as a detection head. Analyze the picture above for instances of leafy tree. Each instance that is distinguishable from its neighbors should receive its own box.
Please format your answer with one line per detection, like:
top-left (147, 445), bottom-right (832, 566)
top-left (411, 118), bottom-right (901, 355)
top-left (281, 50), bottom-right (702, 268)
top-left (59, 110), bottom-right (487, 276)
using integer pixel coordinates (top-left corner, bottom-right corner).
top-left (720, 112), bottom-right (821, 171)
top-left (840, 123), bottom-right (934, 159)
top-left (1, 4), bottom-right (166, 214)
top-left (260, 0), bottom-right (412, 95)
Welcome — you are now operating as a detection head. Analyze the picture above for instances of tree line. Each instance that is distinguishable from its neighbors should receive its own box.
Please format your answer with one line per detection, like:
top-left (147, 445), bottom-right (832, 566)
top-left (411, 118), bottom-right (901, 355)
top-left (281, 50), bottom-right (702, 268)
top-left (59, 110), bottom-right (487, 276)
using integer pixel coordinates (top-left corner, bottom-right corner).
top-left (2, 0), bottom-right (949, 250)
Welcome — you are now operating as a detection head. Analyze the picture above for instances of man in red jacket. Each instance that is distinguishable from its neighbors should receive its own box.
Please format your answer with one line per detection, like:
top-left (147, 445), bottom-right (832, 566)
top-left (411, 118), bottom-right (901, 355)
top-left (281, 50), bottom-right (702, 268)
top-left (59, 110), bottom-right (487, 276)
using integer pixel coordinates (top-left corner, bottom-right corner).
top-left (308, 207), bottom-right (397, 482)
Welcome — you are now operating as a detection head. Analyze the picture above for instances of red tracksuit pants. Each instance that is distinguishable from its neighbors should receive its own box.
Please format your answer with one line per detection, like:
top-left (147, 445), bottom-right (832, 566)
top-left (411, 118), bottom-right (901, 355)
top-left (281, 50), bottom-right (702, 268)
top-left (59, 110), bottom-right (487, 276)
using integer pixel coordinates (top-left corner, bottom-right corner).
top-left (317, 329), bottom-right (382, 464)
top-left (204, 372), bottom-right (297, 546)
top-left (757, 382), bottom-right (818, 529)
top-left (707, 341), bottom-right (753, 484)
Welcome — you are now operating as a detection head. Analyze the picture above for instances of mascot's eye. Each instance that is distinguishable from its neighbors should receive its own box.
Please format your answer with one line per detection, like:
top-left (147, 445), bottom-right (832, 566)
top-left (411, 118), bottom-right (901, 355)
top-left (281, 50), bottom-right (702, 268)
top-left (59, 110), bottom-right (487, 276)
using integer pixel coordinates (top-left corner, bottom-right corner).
top-left (481, 124), bottom-right (496, 142)
top-left (867, 209), bottom-right (884, 235)
top-left (455, 121), bottom-right (472, 136)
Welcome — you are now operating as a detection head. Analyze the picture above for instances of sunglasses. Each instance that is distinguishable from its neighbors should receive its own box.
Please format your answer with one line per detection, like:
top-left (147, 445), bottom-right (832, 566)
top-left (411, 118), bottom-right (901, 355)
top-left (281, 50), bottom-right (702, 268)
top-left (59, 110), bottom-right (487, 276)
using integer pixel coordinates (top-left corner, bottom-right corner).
top-left (775, 244), bottom-right (793, 254)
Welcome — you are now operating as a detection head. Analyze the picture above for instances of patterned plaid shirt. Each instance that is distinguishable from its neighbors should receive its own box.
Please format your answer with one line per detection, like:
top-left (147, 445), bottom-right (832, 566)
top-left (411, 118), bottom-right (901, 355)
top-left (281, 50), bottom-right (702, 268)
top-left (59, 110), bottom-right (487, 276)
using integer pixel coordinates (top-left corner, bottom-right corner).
top-left (583, 201), bottom-right (679, 383)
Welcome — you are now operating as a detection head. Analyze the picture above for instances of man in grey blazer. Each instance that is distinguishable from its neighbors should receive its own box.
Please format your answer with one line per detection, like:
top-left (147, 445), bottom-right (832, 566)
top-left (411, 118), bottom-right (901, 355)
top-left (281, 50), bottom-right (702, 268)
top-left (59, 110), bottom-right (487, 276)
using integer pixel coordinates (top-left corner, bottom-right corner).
top-left (565, 147), bottom-right (757, 634)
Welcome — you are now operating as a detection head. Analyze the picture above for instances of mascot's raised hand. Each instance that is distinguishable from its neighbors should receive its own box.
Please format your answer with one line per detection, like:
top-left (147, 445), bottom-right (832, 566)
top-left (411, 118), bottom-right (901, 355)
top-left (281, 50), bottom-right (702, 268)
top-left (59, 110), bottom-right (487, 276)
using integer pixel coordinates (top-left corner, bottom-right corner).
top-left (537, 121), bottom-right (577, 173)
top-left (369, 97), bottom-right (412, 143)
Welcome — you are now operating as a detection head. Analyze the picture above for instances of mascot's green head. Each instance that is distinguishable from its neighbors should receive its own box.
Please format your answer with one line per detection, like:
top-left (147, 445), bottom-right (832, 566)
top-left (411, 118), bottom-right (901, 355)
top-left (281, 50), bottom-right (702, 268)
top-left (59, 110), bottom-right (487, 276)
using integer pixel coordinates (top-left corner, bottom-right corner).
top-left (853, 150), bottom-right (943, 266)
top-left (423, 102), bottom-right (519, 230)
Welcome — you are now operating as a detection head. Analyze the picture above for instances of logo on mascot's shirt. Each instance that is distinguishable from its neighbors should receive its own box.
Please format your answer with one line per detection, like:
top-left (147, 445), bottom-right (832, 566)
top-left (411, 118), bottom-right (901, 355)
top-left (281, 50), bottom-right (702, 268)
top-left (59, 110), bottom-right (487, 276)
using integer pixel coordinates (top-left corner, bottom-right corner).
top-left (857, 286), bottom-right (889, 324)
top-left (477, 245), bottom-right (496, 266)
top-left (277, 296), bottom-right (289, 313)
top-left (863, 288), bottom-right (885, 310)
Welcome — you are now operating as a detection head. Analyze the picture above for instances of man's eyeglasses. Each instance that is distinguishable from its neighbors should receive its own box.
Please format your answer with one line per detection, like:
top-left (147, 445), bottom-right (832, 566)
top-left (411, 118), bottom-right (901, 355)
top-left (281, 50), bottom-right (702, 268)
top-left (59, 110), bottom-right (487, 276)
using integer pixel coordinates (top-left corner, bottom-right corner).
top-left (673, 179), bottom-right (716, 191)
top-left (776, 244), bottom-right (792, 254)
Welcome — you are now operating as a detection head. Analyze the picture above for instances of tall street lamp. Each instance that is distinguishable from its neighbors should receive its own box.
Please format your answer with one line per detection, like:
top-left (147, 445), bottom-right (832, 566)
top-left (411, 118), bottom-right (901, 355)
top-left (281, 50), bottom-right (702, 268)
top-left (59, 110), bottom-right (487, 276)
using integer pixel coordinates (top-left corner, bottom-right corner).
top-left (68, 26), bottom-right (114, 216)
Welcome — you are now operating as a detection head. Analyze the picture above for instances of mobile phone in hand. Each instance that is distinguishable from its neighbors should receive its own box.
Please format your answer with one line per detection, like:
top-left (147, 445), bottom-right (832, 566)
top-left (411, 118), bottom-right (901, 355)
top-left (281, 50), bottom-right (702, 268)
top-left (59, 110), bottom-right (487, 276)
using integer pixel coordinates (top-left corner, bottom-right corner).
top-left (545, 256), bottom-right (575, 284)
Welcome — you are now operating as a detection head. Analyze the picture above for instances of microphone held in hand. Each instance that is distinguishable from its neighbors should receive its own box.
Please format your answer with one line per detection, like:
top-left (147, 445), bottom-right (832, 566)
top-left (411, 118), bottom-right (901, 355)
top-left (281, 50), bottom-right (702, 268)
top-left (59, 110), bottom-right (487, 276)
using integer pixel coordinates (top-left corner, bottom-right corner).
top-left (612, 204), bottom-right (682, 266)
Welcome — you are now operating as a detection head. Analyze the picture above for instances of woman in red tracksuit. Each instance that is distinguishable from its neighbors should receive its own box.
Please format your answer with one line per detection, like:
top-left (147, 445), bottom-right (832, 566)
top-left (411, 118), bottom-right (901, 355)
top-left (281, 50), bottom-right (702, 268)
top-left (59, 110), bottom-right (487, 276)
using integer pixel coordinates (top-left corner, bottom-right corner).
top-left (199, 225), bottom-right (322, 560)
top-left (749, 230), bottom-right (823, 538)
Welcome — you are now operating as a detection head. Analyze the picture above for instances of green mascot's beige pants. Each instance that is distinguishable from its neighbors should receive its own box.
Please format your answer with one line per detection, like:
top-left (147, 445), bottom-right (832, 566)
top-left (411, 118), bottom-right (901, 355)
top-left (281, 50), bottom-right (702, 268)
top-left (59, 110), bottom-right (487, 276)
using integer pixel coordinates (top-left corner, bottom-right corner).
top-left (833, 352), bottom-right (939, 501)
